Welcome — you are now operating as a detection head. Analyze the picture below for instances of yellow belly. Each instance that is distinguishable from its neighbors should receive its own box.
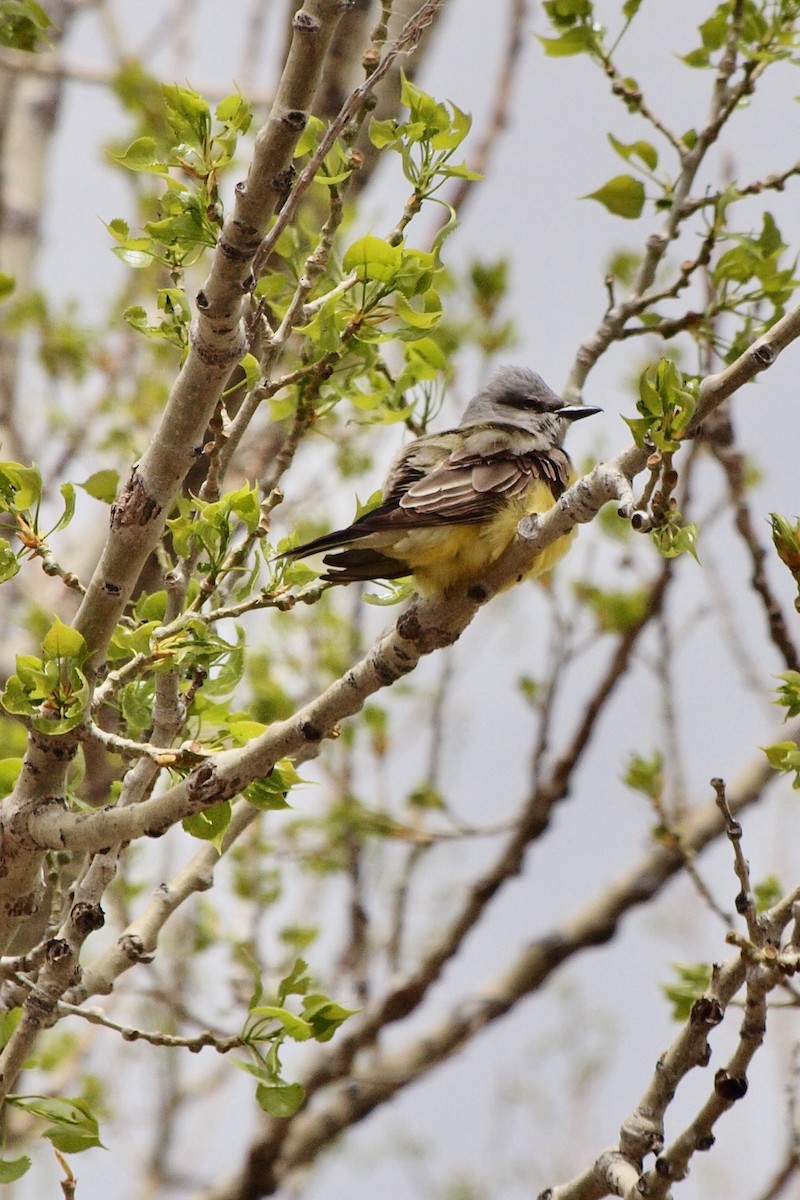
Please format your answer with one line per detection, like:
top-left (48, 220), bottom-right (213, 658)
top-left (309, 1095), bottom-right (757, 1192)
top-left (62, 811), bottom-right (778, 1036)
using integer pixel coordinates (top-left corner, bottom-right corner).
top-left (376, 480), bottom-right (574, 596)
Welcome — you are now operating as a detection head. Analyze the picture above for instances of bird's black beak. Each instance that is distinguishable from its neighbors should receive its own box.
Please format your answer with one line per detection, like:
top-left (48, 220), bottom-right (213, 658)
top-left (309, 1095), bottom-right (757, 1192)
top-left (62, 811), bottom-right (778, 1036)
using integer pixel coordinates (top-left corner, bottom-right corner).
top-left (558, 404), bottom-right (602, 421)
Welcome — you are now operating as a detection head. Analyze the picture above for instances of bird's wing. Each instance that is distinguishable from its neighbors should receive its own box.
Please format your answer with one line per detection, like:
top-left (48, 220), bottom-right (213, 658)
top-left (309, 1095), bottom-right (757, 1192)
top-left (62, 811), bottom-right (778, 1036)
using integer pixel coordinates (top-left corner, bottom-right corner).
top-left (382, 424), bottom-right (572, 524)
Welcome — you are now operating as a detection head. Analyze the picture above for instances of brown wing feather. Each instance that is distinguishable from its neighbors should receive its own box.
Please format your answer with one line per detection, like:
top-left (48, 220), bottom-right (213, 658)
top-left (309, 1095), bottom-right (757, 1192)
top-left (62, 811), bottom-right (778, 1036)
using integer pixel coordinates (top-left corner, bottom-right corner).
top-left (317, 548), bottom-right (411, 583)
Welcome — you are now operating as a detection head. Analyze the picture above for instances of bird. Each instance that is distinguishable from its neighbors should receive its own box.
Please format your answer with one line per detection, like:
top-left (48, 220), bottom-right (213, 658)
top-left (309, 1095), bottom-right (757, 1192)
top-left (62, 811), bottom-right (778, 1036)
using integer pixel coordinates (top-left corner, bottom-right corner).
top-left (282, 366), bottom-right (600, 597)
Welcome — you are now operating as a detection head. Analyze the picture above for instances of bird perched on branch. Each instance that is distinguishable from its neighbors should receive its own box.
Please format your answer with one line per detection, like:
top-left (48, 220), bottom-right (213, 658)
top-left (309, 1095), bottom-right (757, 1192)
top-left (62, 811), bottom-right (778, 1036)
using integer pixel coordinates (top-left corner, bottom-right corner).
top-left (283, 366), bottom-right (600, 597)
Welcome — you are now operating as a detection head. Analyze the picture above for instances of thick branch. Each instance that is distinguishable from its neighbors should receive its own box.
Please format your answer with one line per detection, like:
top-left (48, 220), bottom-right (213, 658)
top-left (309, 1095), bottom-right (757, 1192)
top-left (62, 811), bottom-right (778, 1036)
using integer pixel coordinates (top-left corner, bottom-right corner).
top-left (72, 0), bottom-right (352, 666)
top-left (0, 0), bottom-right (351, 961)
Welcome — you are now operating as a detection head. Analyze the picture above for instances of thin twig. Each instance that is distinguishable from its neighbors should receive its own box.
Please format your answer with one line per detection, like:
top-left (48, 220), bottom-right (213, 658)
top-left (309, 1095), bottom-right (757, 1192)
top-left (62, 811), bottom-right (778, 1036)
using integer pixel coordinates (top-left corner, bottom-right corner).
top-left (712, 776), bottom-right (761, 945)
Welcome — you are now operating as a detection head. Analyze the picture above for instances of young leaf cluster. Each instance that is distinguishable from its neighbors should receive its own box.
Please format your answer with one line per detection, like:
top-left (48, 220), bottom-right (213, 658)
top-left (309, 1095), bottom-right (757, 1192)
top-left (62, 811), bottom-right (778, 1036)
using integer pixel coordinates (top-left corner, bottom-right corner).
top-left (237, 957), bottom-right (356, 1118)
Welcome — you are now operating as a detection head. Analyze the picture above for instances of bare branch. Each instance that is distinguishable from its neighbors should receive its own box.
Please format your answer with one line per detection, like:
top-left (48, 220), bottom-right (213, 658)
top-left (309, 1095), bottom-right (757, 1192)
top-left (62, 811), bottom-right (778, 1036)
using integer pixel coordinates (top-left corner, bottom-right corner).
top-left (199, 724), bottom-right (798, 1200)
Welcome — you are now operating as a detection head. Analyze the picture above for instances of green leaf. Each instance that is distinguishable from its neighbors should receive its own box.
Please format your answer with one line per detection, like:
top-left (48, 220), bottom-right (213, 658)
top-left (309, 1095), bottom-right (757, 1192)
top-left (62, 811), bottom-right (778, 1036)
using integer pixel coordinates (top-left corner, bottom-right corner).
top-left (0, 272), bottom-right (14, 300)
top-left (0, 1007), bottom-right (21, 1052)
top-left (431, 101), bottom-right (472, 152)
top-left (363, 579), bottom-right (415, 606)
top-left (651, 521), bottom-right (699, 561)
top-left (239, 352), bottom-right (261, 391)
top-left (6, 1095), bottom-right (104, 1153)
top-left (108, 136), bottom-right (168, 174)
top-left (182, 800), bottom-right (231, 850)
top-left (622, 0), bottom-right (642, 17)
top-left (394, 293), bottom-right (442, 330)
top-left (584, 174), bottom-right (645, 219)
top-left (255, 1081), bottom-right (305, 1118)
top-left (627, 359), bottom-right (697, 453)
top-left (408, 782), bottom-right (445, 809)
top-left (162, 83), bottom-right (211, 150)
top-left (0, 1157), bottom-right (31, 1183)
top-left (623, 749), bottom-right (663, 799)
top-left (276, 957), bottom-right (311, 1005)
top-left (1, 672), bottom-right (38, 719)
top-left (771, 513), bottom-right (800, 576)
top-left (0, 460), bottom-right (42, 512)
top-left (662, 963), bottom-right (712, 1021)
top-left (0, 537), bottom-right (20, 583)
top-left (112, 245), bottom-right (155, 269)
top-left (763, 740), bottom-right (800, 780)
top-left (573, 582), bottom-right (650, 633)
top-left (42, 617), bottom-right (86, 661)
top-left (0, 757), bottom-right (23, 798)
top-left (342, 235), bottom-right (403, 283)
top-left (698, 8), bottom-right (727, 52)
top-left (214, 91), bottom-right (252, 133)
top-left (369, 117), bottom-right (400, 149)
top-left (537, 26), bottom-right (595, 55)
top-left (754, 874), bottom-right (782, 912)
top-left (78, 469), bottom-right (119, 504)
top-left (775, 671), bottom-right (800, 717)
top-left (51, 481), bottom-right (76, 534)
top-left (244, 758), bottom-right (305, 811)
top-left (293, 112), bottom-right (324, 157)
top-left (607, 133), bottom-right (657, 171)
top-left (248, 1006), bottom-right (313, 1041)
top-left (0, 0), bottom-right (52, 50)
top-left (301, 995), bottom-right (358, 1042)
top-left (399, 72), bottom-right (450, 137)
top-left (543, 0), bottom-right (594, 23)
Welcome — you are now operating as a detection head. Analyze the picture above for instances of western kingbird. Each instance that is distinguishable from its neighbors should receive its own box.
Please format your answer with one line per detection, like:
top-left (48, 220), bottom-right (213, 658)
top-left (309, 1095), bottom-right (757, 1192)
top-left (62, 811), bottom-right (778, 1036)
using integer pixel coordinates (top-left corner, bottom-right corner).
top-left (284, 366), bottom-right (600, 596)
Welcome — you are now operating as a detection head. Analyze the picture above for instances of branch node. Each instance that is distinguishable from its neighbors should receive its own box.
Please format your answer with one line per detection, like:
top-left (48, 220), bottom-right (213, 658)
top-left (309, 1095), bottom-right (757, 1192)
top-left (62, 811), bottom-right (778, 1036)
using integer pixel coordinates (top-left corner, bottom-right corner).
top-left (292, 11), bottom-right (321, 32)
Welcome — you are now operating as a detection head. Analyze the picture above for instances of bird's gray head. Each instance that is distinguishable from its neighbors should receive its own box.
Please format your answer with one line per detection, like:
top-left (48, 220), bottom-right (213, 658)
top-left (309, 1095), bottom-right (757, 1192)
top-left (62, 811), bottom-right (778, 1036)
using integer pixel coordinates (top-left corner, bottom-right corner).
top-left (460, 365), bottom-right (600, 438)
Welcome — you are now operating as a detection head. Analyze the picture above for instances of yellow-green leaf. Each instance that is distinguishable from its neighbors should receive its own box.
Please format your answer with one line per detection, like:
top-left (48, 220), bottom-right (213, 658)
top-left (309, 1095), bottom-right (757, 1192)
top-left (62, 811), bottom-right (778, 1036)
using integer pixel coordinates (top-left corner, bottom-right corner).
top-left (342, 235), bottom-right (402, 283)
top-left (584, 174), bottom-right (645, 219)
top-left (42, 617), bottom-right (86, 661)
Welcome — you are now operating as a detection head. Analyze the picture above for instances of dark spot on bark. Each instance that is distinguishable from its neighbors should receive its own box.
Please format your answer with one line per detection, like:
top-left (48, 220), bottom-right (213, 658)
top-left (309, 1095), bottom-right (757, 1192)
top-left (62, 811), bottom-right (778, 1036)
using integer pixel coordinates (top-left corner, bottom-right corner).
top-left (101, 581), bottom-right (121, 595)
top-left (241, 273), bottom-right (255, 293)
top-left (696, 1134), bottom-right (715, 1151)
top-left (186, 761), bottom-right (220, 806)
top-left (217, 235), bottom-right (256, 264)
top-left (690, 996), bottom-right (723, 1027)
top-left (467, 583), bottom-right (489, 603)
top-left (8, 891), bottom-right (40, 918)
top-left (189, 326), bottom-right (245, 368)
top-left (283, 109), bottom-right (307, 130)
top-left (120, 933), bottom-right (154, 963)
top-left (299, 721), bottom-right (323, 742)
top-left (272, 166), bottom-right (296, 196)
top-left (71, 901), bottom-right (105, 935)
top-left (372, 655), bottom-right (401, 686)
top-left (110, 469), bottom-right (161, 531)
top-left (235, 180), bottom-right (246, 196)
top-left (396, 608), bottom-right (424, 643)
top-left (196, 289), bottom-right (210, 310)
top-left (714, 1069), bottom-right (748, 1100)
top-left (292, 10), bottom-right (320, 30)
top-left (46, 937), bottom-right (71, 964)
